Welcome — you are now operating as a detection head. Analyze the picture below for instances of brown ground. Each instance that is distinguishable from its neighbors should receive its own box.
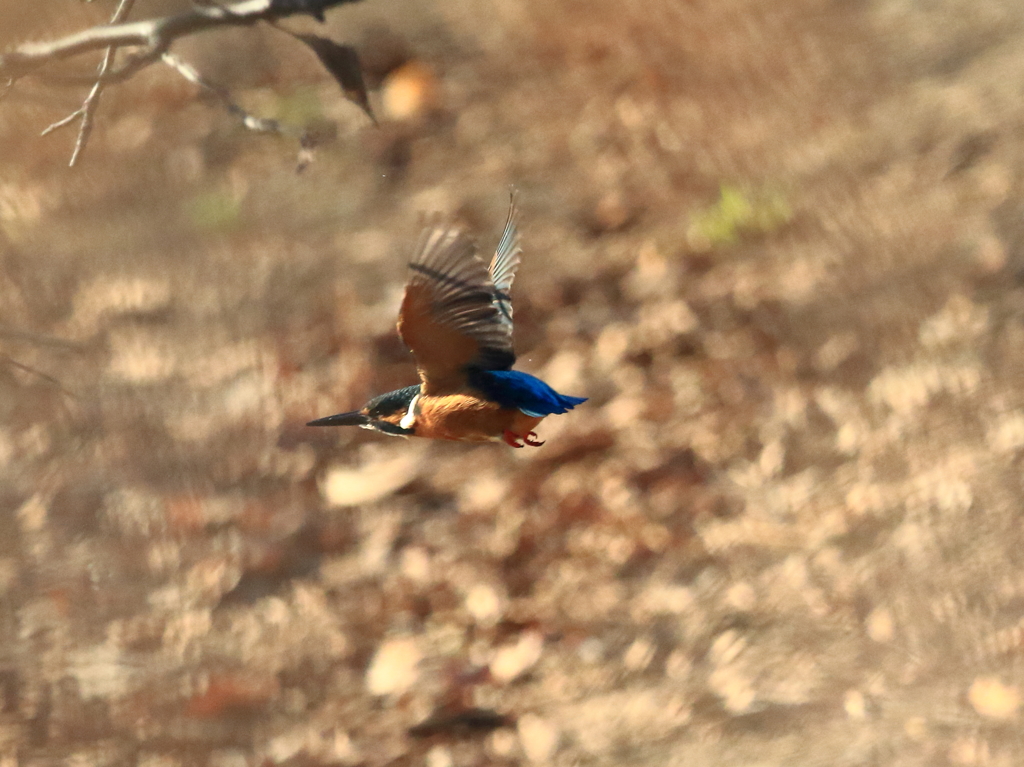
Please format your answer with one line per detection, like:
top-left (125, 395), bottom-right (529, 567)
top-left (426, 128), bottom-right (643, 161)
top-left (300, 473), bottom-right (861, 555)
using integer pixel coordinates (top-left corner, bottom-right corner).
top-left (4, 0), bottom-right (1024, 764)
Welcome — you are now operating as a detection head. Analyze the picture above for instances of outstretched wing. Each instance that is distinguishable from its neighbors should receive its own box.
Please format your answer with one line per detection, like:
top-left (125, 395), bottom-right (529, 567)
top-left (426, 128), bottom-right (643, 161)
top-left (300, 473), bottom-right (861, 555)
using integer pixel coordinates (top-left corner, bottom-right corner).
top-left (488, 194), bottom-right (522, 327)
top-left (397, 220), bottom-right (515, 395)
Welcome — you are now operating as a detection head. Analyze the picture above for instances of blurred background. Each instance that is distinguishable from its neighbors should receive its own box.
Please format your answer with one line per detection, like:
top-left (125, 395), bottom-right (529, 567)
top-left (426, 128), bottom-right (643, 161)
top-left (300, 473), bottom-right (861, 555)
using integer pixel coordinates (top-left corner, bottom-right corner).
top-left (4, 0), bottom-right (1024, 764)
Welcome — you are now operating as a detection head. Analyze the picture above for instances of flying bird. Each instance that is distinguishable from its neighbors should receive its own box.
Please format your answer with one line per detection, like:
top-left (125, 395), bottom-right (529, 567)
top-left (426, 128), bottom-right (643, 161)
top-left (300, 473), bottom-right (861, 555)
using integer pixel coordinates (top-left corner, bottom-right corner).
top-left (308, 196), bottom-right (587, 447)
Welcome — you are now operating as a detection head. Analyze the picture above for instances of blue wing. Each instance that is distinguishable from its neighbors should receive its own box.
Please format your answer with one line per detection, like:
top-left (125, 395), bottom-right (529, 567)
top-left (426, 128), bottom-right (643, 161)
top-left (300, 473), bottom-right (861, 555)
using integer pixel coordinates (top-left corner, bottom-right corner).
top-left (468, 369), bottom-right (587, 416)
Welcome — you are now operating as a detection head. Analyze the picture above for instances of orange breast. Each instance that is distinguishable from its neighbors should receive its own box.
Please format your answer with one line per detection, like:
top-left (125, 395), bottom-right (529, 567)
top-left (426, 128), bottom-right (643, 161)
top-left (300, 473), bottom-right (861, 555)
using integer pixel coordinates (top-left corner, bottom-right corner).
top-left (414, 393), bottom-right (544, 442)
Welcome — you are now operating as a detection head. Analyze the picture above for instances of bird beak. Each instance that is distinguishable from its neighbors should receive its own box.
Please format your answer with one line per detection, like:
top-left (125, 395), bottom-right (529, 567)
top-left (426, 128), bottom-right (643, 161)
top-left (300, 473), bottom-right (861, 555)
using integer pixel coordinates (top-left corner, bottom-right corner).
top-left (306, 410), bottom-right (369, 427)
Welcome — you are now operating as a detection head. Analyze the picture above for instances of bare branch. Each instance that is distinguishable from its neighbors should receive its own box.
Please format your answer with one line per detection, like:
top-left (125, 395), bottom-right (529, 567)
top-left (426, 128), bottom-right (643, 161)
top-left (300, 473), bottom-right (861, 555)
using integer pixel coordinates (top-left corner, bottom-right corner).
top-left (1, 0), bottom-right (365, 164)
top-left (38, 0), bottom-right (138, 165)
top-left (0, 0), bottom-right (359, 81)
top-left (0, 324), bottom-right (90, 352)
top-left (163, 52), bottom-right (336, 171)
top-left (26, 51), bottom-right (160, 87)
top-left (70, 0), bottom-right (138, 166)
top-left (40, 108), bottom-right (83, 135)
top-left (1, 353), bottom-right (77, 395)
top-left (161, 51), bottom-right (292, 137)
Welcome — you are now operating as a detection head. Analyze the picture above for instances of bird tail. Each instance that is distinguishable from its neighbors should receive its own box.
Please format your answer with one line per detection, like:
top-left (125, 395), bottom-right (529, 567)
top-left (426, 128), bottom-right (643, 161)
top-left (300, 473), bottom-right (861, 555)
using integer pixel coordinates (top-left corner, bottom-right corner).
top-left (521, 393), bottom-right (587, 418)
top-left (469, 369), bottom-right (587, 416)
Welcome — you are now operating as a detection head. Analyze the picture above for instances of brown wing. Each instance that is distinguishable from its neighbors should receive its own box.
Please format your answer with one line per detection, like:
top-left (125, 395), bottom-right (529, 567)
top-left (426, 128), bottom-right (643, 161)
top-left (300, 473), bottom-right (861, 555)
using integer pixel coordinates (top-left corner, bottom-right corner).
top-left (397, 221), bottom-right (515, 395)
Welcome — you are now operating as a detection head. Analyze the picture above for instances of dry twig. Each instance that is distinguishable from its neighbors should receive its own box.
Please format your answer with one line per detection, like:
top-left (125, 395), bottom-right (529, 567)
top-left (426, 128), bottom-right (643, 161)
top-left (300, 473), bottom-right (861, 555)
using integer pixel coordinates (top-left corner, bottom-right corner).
top-left (160, 51), bottom-right (293, 137)
top-left (1, 0), bottom-right (368, 165)
top-left (39, 0), bottom-right (137, 166)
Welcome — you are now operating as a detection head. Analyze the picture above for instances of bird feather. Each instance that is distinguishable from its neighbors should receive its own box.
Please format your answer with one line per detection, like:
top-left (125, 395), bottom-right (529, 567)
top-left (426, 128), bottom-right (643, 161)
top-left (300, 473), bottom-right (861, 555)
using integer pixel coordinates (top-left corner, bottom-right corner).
top-left (467, 368), bottom-right (587, 416)
top-left (398, 215), bottom-right (516, 394)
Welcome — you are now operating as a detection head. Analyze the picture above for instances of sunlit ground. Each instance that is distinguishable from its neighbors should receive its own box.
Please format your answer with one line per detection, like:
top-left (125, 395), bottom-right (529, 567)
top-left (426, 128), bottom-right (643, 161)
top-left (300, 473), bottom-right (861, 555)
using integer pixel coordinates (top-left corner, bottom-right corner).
top-left (3, 0), bottom-right (1024, 764)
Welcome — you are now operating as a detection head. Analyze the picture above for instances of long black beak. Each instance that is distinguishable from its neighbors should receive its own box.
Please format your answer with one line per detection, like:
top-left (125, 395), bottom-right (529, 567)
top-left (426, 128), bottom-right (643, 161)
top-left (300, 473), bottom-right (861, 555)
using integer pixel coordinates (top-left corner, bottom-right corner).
top-left (306, 410), bottom-right (369, 427)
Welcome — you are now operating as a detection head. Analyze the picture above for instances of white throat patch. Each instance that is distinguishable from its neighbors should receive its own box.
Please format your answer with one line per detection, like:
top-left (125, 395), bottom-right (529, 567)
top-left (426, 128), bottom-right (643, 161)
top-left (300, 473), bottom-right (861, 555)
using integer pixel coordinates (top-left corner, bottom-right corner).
top-left (399, 393), bottom-right (420, 430)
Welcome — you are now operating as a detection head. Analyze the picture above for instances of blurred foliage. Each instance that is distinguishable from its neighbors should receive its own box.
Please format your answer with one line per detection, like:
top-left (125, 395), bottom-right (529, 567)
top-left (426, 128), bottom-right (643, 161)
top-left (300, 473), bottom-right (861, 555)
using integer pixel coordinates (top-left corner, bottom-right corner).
top-left (274, 86), bottom-right (326, 126)
top-left (686, 184), bottom-right (792, 251)
top-left (185, 187), bottom-right (243, 231)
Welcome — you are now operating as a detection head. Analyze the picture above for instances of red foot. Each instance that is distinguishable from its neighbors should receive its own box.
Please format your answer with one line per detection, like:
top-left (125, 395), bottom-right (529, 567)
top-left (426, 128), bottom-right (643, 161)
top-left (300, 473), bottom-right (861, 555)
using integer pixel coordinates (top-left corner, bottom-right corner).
top-left (503, 430), bottom-right (525, 448)
top-left (523, 431), bottom-right (545, 447)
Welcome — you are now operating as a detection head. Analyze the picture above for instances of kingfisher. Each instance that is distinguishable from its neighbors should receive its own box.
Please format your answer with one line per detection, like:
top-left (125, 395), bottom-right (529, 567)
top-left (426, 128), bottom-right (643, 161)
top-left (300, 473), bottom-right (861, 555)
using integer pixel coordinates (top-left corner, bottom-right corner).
top-left (307, 195), bottom-right (587, 447)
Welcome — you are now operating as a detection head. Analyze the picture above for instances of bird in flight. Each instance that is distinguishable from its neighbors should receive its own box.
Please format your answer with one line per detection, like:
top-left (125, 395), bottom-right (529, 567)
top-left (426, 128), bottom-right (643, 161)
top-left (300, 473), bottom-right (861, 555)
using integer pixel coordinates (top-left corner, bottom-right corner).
top-left (308, 195), bottom-right (587, 447)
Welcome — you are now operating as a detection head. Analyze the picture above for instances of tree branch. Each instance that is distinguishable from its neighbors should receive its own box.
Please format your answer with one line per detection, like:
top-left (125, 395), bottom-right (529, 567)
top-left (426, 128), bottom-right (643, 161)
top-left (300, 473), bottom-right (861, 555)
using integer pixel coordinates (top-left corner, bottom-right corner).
top-left (39, 0), bottom-right (137, 166)
top-left (1, 0), bottom-right (366, 165)
top-left (0, 0), bottom-right (358, 82)
top-left (162, 51), bottom-right (291, 137)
